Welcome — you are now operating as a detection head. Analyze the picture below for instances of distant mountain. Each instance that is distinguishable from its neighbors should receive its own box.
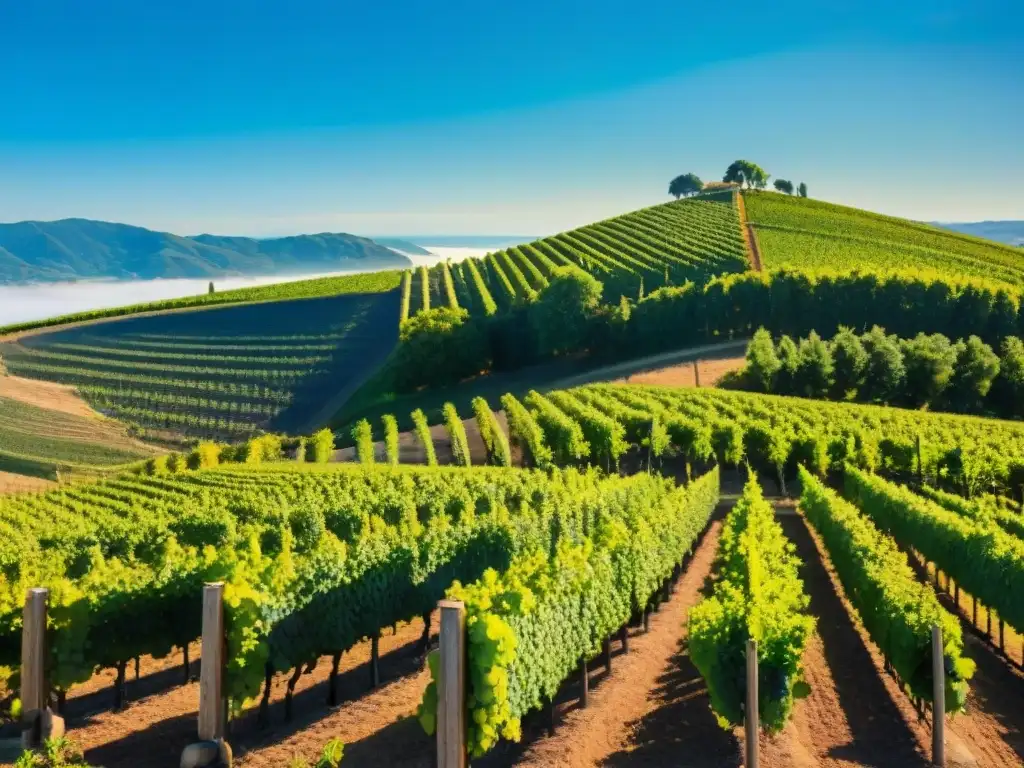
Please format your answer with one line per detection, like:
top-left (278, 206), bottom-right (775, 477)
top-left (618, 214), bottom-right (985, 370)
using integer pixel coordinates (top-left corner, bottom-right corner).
top-left (0, 218), bottom-right (412, 283)
top-left (371, 238), bottom-right (433, 256)
top-left (934, 221), bottom-right (1024, 247)
top-left (380, 235), bottom-right (537, 249)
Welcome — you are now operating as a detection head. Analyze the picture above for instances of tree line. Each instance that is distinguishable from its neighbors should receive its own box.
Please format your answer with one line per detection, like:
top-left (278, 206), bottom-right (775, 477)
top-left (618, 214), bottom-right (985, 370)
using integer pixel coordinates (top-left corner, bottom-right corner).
top-left (389, 265), bottom-right (1024, 394)
top-left (669, 160), bottom-right (807, 199)
top-left (739, 326), bottom-right (1024, 420)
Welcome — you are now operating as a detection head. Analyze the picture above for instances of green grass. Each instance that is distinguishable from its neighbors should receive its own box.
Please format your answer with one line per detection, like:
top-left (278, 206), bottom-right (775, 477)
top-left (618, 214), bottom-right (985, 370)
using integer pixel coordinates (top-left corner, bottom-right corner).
top-left (746, 192), bottom-right (1024, 286)
top-left (0, 269), bottom-right (404, 336)
top-left (3, 288), bottom-right (402, 443)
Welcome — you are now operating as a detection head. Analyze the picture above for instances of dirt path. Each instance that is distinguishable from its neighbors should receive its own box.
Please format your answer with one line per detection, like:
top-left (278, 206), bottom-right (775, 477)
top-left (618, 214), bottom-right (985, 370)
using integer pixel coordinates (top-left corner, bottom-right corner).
top-left (772, 514), bottom-right (934, 767)
top-left (0, 470), bottom-right (56, 494)
top-left (735, 191), bottom-right (763, 272)
top-left (615, 355), bottom-right (744, 389)
top-left (920, 566), bottom-right (1024, 764)
top-left (72, 621), bottom-right (435, 768)
top-left (491, 518), bottom-right (737, 768)
top-left (0, 374), bottom-right (98, 418)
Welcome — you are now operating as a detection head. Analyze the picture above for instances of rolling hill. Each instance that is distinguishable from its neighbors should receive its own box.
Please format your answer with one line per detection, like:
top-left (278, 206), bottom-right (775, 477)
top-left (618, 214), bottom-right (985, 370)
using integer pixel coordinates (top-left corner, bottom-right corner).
top-left (0, 218), bottom-right (411, 283)
top-left (744, 192), bottom-right (1024, 285)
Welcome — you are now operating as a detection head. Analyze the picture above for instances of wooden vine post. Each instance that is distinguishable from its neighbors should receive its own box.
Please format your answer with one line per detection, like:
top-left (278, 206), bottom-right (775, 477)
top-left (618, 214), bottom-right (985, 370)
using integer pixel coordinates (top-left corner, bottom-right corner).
top-left (932, 625), bottom-right (945, 767)
top-left (745, 638), bottom-right (759, 768)
top-left (437, 600), bottom-right (466, 768)
top-left (21, 588), bottom-right (61, 749)
top-left (181, 583), bottom-right (231, 768)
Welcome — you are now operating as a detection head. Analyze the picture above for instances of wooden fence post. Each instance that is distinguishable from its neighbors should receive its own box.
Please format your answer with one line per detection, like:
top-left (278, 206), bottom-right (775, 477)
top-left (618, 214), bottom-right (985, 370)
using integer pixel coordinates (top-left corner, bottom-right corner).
top-left (21, 588), bottom-right (48, 749)
top-left (579, 658), bottom-right (589, 708)
top-left (198, 583), bottom-right (225, 741)
top-left (932, 625), bottom-right (945, 767)
top-left (437, 600), bottom-right (466, 768)
top-left (182, 583), bottom-right (228, 768)
top-left (746, 638), bottom-right (759, 768)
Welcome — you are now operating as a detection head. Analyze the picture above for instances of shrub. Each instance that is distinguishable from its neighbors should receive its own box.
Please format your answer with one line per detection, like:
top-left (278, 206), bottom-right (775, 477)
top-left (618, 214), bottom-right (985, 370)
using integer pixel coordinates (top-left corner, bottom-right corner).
top-left (242, 434), bottom-right (284, 465)
top-left (382, 414), bottom-right (400, 465)
top-left (309, 428), bottom-right (335, 463)
top-left (145, 455), bottom-right (169, 476)
top-left (990, 337), bottom-right (1024, 418)
top-left (899, 333), bottom-right (958, 408)
top-left (411, 408), bottom-right (438, 466)
top-left (166, 453), bottom-right (186, 473)
top-left (187, 441), bottom-right (221, 470)
top-left (443, 403), bottom-right (471, 467)
top-left (352, 419), bottom-right (375, 464)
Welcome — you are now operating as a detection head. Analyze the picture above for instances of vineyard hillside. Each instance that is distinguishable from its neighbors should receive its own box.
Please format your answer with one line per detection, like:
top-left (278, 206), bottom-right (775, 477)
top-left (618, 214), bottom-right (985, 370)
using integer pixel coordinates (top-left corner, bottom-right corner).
top-left (1, 287), bottom-right (402, 444)
top-left (0, 395), bottom-right (154, 481)
top-left (403, 190), bottom-right (748, 320)
top-left (745, 191), bottom-right (1024, 285)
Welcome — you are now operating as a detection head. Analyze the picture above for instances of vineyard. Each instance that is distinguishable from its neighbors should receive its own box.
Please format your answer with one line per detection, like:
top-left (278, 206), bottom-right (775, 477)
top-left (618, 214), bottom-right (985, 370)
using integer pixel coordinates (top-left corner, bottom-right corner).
top-left (401, 190), bottom-right (747, 322)
top-left (0, 366), bottom-right (1023, 765)
top-left (0, 289), bottom-right (402, 444)
top-left (0, 396), bottom-right (153, 479)
top-left (0, 270), bottom-right (404, 337)
top-left (744, 192), bottom-right (1024, 287)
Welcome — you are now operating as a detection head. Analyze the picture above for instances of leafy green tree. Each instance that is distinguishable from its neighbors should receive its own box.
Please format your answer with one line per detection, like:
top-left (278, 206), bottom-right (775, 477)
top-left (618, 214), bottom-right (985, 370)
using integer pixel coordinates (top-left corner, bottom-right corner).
top-left (945, 336), bottom-right (1000, 412)
top-left (773, 179), bottom-right (794, 195)
top-left (745, 328), bottom-right (781, 392)
top-left (859, 326), bottom-right (905, 402)
top-left (723, 160), bottom-right (769, 190)
top-left (529, 267), bottom-right (603, 357)
top-left (798, 182), bottom-right (808, 198)
top-left (774, 335), bottom-right (800, 394)
top-left (668, 173), bottom-right (704, 199)
top-left (829, 327), bottom-right (867, 398)
top-left (392, 306), bottom-right (490, 390)
top-left (989, 337), bottom-right (1024, 418)
top-left (795, 330), bottom-right (834, 397)
top-left (899, 333), bottom-right (958, 408)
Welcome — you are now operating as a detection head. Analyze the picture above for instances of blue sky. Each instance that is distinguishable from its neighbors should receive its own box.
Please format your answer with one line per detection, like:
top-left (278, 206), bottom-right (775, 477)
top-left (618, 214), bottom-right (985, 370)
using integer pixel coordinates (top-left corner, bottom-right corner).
top-left (0, 0), bottom-right (1021, 237)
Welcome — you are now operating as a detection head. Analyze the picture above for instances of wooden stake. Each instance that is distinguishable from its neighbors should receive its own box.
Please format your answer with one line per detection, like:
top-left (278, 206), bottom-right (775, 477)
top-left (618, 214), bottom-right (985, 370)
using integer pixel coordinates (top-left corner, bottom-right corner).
top-left (987, 607), bottom-right (992, 639)
top-left (932, 625), bottom-right (946, 767)
top-left (437, 600), bottom-right (466, 768)
top-left (579, 658), bottom-right (589, 708)
top-left (746, 639), bottom-right (759, 768)
top-left (972, 596), bottom-right (978, 627)
top-left (197, 582), bottom-right (225, 742)
top-left (20, 588), bottom-right (48, 749)
top-left (257, 663), bottom-right (273, 728)
top-left (620, 625), bottom-right (629, 654)
top-left (999, 619), bottom-right (1005, 653)
top-left (284, 666), bottom-right (302, 722)
top-left (183, 644), bottom-right (191, 685)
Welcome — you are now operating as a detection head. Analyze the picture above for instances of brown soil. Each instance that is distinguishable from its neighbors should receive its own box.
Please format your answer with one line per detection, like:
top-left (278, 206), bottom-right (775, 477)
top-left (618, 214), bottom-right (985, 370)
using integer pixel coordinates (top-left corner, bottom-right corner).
top-left (772, 514), bottom-right (935, 767)
top-left (914, 562), bottom-right (1024, 765)
top-left (0, 470), bottom-right (56, 494)
top-left (615, 356), bottom-right (744, 389)
top-left (65, 622), bottom-right (435, 768)
top-left (0, 374), bottom-right (97, 418)
top-left (735, 191), bottom-right (763, 272)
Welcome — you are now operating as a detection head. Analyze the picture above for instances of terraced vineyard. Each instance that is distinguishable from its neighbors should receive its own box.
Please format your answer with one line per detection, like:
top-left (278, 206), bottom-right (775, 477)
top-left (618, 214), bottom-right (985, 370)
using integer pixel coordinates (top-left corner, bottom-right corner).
top-left (1, 289), bottom-right (402, 443)
top-left (0, 396), bottom-right (153, 479)
top-left (745, 192), bottom-right (1024, 286)
top-left (404, 191), bottom-right (747, 320)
